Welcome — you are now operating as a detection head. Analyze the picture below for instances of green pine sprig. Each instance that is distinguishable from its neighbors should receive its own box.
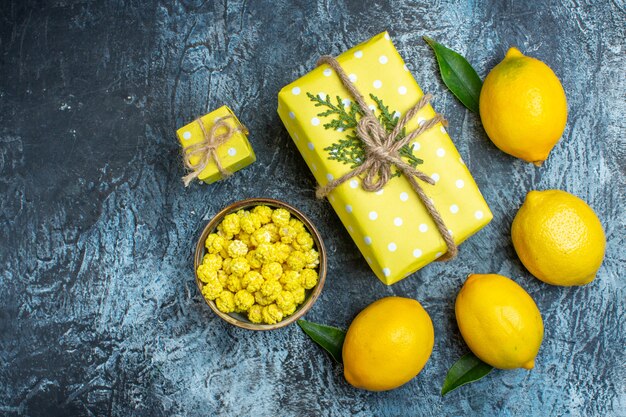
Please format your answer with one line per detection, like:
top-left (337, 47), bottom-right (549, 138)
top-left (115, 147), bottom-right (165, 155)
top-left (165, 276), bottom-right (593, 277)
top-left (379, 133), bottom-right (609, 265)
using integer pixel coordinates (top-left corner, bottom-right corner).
top-left (369, 93), bottom-right (398, 133)
top-left (325, 133), bottom-right (365, 169)
top-left (309, 93), bottom-right (423, 176)
top-left (306, 93), bottom-right (362, 131)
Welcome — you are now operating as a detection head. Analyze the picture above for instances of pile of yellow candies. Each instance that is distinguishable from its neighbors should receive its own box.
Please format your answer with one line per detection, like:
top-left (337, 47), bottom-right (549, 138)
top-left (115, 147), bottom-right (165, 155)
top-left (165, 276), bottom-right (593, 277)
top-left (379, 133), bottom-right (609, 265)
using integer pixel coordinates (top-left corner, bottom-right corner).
top-left (197, 205), bottom-right (320, 324)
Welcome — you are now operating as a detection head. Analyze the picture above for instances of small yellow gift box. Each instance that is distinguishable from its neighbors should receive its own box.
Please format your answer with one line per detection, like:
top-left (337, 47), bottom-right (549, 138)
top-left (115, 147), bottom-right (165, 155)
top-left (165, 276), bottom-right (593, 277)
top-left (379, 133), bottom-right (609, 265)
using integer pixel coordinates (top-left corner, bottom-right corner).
top-left (176, 105), bottom-right (256, 185)
top-left (277, 32), bottom-right (493, 285)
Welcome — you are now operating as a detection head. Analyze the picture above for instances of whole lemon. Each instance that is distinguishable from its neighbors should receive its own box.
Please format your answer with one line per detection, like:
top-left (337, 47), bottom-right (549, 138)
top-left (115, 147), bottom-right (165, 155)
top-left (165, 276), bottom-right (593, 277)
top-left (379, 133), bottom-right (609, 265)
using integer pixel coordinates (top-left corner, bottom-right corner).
top-left (479, 47), bottom-right (567, 165)
top-left (512, 190), bottom-right (605, 286)
top-left (342, 297), bottom-right (434, 391)
top-left (455, 274), bottom-right (544, 369)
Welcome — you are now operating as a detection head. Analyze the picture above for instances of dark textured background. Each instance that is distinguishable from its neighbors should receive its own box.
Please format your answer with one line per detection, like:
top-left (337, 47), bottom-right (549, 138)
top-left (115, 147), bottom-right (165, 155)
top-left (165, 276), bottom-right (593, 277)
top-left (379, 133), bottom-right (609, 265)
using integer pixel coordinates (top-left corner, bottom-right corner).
top-left (1, 1), bottom-right (624, 416)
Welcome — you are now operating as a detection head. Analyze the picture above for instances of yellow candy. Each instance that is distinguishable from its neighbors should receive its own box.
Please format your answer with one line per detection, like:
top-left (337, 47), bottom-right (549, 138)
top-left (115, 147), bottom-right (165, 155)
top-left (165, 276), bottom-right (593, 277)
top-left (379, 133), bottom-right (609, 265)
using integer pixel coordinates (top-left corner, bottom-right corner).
top-left (202, 253), bottom-right (223, 271)
top-left (293, 232), bottom-right (314, 251)
top-left (262, 224), bottom-right (280, 242)
top-left (289, 218), bottom-right (306, 234)
top-left (279, 225), bottom-right (297, 244)
top-left (301, 268), bottom-right (318, 289)
top-left (254, 291), bottom-right (273, 306)
top-left (236, 232), bottom-right (252, 246)
top-left (246, 250), bottom-right (263, 269)
top-left (219, 213), bottom-right (240, 237)
top-left (251, 228), bottom-right (273, 247)
top-left (226, 274), bottom-right (243, 292)
top-left (240, 212), bottom-right (262, 234)
top-left (248, 304), bottom-right (263, 323)
top-left (205, 233), bottom-right (226, 254)
top-left (260, 280), bottom-right (282, 301)
top-left (271, 208), bottom-right (291, 227)
top-left (286, 251), bottom-right (307, 271)
top-left (230, 257), bottom-right (250, 277)
top-left (201, 280), bottom-right (223, 301)
top-left (304, 249), bottom-right (320, 269)
top-left (274, 242), bottom-right (292, 263)
top-left (217, 270), bottom-right (228, 287)
top-left (216, 291), bottom-right (236, 313)
top-left (282, 303), bottom-right (297, 316)
top-left (234, 290), bottom-right (255, 312)
top-left (280, 270), bottom-right (302, 291)
top-left (227, 240), bottom-right (248, 258)
top-left (242, 271), bottom-right (264, 293)
top-left (222, 257), bottom-right (233, 274)
top-left (276, 290), bottom-right (295, 313)
top-left (261, 262), bottom-right (283, 281)
top-left (256, 243), bottom-right (277, 263)
top-left (253, 205), bottom-right (273, 224)
top-left (262, 304), bottom-right (284, 324)
top-left (197, 264), bottom-right (218, 283)
top-left (291, 287), bottom-right (306, 304)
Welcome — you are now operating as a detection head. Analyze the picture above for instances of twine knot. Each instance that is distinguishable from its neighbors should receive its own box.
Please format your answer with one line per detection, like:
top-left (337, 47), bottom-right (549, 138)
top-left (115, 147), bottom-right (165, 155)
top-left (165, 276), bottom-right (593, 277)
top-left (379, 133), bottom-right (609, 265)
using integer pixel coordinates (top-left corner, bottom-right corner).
top-left (314, 55), bottom-right (458, 261)
top-left (181, 115), bottom-right (247, 187)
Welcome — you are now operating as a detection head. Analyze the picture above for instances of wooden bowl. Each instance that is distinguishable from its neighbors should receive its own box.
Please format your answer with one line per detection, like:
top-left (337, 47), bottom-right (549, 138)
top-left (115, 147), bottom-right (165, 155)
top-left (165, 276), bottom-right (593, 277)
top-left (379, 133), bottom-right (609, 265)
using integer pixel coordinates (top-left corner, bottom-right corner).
top-left (194, 198), bottom-right (327, 330)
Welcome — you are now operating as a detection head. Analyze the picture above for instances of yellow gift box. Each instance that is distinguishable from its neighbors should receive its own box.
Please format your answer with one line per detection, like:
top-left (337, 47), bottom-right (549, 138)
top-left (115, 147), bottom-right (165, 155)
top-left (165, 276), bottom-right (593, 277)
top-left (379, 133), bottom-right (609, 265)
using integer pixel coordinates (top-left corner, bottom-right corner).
top-left (176, 105), bottom-right (256, 184)
top-left (277, 32), bottom-right (493, 285)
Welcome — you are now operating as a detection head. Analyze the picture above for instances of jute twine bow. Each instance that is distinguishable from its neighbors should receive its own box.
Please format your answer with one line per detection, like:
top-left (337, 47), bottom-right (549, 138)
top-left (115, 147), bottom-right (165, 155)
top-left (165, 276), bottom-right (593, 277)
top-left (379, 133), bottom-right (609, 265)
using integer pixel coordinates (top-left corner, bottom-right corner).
top-left (315, 56), bottom-right (458, 260)
top-left (181, 115), bottom-right (247, 187)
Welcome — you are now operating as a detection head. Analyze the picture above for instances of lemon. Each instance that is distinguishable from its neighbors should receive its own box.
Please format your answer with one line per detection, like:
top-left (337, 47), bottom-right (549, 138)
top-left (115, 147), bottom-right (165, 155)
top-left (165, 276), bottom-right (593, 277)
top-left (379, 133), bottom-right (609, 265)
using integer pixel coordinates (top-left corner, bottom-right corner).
top-left (455, 274), bottom-right (544, 369)
top-left (512, 190), bottom-right (605, 286)
top-left (342, 297), bottom-right (434, 391)
top-left (479, 47), bottom-right (567, 165)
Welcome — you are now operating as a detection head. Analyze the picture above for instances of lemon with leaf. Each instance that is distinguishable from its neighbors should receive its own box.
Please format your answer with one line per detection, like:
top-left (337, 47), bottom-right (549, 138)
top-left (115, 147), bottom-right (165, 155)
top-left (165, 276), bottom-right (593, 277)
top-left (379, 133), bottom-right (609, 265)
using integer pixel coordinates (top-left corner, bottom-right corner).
top-left (455, 273), bottom-right (544, 370)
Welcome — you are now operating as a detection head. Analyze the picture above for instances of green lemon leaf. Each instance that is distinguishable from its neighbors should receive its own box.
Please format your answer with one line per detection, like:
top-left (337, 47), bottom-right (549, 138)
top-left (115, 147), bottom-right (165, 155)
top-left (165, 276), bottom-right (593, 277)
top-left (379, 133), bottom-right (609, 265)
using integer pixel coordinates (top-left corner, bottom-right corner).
top-left (424, 36), bottom-right (482, 113)
top-left (441, 352), bottom-right (493, 396)
top-left (297, 319), bottom-right (346, 364)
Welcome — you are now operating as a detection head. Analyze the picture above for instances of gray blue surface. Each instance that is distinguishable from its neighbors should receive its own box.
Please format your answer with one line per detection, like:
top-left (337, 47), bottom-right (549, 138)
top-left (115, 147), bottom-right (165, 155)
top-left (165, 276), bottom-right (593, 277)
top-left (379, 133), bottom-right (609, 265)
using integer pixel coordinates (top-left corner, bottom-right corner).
top-left (1, 1), bottom-right (624, 416)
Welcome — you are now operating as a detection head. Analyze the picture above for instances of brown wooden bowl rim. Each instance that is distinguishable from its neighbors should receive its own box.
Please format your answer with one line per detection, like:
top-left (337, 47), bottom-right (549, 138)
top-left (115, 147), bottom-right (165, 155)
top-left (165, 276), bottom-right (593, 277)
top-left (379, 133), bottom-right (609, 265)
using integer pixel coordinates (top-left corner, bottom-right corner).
top-left (194, 198), bottom-right (327, 331)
